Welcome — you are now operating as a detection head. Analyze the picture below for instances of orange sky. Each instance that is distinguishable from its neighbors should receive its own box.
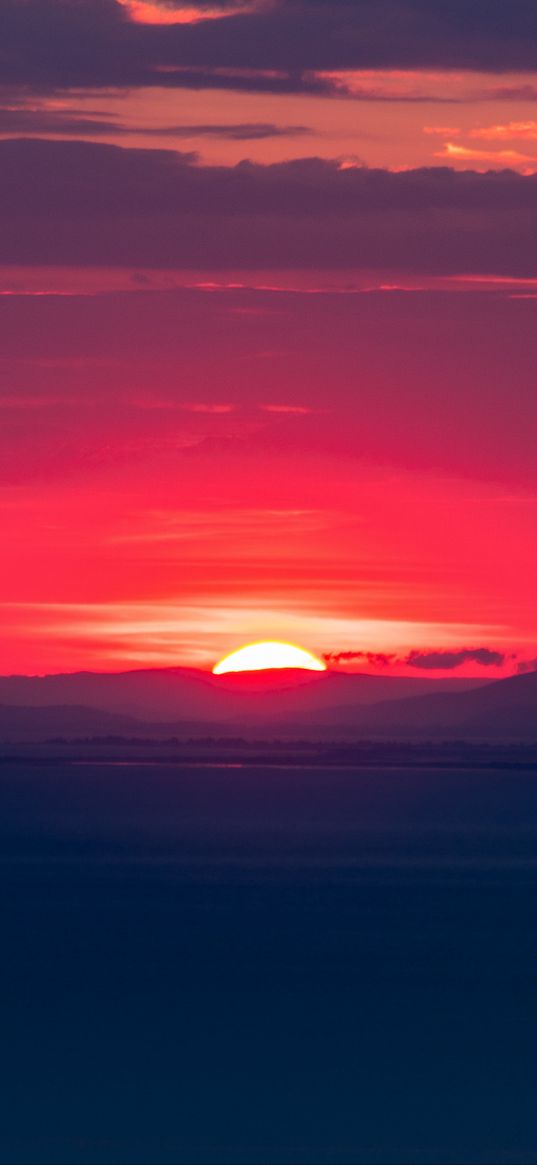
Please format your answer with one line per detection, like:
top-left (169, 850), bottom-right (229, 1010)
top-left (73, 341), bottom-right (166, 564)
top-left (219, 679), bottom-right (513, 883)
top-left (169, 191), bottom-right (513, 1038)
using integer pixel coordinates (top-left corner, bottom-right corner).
top-left (6, 74), bottom-right (537, 172)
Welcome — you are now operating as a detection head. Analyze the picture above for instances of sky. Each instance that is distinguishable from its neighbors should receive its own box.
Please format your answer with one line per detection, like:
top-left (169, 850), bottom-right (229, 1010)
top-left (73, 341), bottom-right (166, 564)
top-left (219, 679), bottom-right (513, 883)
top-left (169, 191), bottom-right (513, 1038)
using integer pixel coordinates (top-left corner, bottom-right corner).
top-left (1, 0), bottom-right (536, 676)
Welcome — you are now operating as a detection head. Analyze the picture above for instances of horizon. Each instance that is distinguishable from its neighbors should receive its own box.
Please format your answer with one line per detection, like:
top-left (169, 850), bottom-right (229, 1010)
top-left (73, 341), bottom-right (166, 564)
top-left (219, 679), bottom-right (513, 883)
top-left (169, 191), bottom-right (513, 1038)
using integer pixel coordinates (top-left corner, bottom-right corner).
top-left (0, 658), bottom-right (527, 681)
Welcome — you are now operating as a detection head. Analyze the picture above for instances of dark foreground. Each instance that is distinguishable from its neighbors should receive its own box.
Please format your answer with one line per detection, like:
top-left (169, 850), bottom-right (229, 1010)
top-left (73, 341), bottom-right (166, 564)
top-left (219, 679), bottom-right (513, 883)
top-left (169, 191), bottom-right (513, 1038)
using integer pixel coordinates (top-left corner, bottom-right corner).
top-left (1, 753), bottom-right (537, 1164)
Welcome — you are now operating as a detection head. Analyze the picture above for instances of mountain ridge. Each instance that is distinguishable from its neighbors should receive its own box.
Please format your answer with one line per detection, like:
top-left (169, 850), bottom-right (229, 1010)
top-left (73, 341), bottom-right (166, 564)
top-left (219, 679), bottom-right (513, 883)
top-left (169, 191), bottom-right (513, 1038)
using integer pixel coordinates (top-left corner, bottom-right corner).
top-left (0, 668), bottom-right (534, 742)
top-left (0, 665), bottom-right (487, 723)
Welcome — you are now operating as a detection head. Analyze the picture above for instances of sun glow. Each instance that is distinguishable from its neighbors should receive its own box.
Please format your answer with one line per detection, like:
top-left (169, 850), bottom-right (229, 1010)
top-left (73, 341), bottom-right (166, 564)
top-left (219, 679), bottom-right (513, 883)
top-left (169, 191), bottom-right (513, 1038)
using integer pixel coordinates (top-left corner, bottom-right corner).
top-left (213, 641), bottom-right (327, 675)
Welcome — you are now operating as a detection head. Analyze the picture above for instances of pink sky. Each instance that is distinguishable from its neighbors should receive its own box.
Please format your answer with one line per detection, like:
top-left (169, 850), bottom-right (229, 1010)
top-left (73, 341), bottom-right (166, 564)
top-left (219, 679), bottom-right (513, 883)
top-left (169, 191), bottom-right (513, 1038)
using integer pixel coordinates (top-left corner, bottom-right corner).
top-left (1, 0), bottom-right (536, 676)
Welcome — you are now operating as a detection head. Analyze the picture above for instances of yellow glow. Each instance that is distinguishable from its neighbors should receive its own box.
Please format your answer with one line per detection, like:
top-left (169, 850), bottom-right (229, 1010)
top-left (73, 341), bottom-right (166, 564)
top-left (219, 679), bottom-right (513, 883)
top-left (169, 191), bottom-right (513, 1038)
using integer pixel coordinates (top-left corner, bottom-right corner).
top-left (213, 641), bottom-right (327, 675)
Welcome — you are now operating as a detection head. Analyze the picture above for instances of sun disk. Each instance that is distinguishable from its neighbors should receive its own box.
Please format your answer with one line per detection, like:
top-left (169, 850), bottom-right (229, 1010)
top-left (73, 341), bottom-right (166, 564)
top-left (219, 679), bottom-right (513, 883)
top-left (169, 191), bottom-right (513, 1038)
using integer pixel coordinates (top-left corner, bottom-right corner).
top-left (213, 641), bottom-right (326, 675)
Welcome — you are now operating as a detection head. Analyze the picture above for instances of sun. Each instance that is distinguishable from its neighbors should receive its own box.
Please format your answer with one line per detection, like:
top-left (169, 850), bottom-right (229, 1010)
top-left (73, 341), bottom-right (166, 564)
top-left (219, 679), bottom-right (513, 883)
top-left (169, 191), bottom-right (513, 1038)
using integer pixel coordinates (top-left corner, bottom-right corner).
top-left (213, 641), bottom-right (327, 675)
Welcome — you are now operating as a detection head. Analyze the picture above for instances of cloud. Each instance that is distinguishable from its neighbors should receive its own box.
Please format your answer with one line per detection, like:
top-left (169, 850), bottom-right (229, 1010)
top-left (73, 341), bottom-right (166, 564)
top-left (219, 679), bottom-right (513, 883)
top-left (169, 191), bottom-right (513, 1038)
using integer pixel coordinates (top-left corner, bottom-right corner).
top-left (470, 121), bottom-right (537, 142)
top-left (141, 67), bottom-right (339, 96)
top-left (425, 122), bottom-right (537, 169)
top-left (157, 121), bottom-right (312, 139)
top-left (324, 648), bottom-right (508, 670)
top-left (0, 107), bottom-right (121, 137)
top-left (323, 651), bottom-right (397, 667)
top-left (2, 138), bottom-right (537, 276)
top-left (260, 404), bottom-right (315, 415)
top-left (436, 141), bottom-right (537, 168)
top-left (405, 648), bottom-right (506, 670)
top-left (2, 0), bottom-right (537, 96)
top-left (423, 126), bottom-right (462, 137)
top-left (179, 401), bottom-right (235, 412)
top-left (482, 85), bottom-right (537, 102)
top-left (118, 0), bottom-right (255, 25)
top-left (516, 657), bottom-right (537, 674)
top-left (0, 103), bottom-right (312, 140)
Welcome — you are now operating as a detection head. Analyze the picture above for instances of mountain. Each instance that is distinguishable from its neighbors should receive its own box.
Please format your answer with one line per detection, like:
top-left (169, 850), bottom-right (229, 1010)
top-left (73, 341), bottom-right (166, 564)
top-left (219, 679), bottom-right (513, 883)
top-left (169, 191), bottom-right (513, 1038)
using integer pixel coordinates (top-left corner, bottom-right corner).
top-left (0, 668), bottom-right (533, 744)
top-left (0, 703), bottom-right (149, 743)
top-left (0, 667), bottom-right (484, 725)
top-left (284, 670), bottom-right (537, 741)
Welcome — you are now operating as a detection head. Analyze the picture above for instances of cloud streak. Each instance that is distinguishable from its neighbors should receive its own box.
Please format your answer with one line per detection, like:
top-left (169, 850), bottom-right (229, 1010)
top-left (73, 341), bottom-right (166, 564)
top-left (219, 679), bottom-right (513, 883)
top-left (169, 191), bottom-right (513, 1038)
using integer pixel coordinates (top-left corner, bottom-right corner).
top-left (0, 104), bottom-right (312, 140)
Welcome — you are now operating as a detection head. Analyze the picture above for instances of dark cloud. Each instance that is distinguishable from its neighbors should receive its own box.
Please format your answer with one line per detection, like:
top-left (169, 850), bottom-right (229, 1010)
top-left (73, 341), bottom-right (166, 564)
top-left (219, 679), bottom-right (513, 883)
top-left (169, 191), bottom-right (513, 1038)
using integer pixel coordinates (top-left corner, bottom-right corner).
top-left (517, 657), bottom-right (537, 674)
top-left (0, 108), bottom-right (119, 136)
top-left (141, 69), bottom-right (339, 97)
top-left (0, 106), bottom-right (311, 139)
top-left (324, 648), bottom-right (508, 670)
top-left (150, 122), bottom-right (312, 140)
top-left (1, 0), bottom-right (537, 95)
top-left (406, 648), bottom-right (506, 670)
top-left (323, 652), bottom-right (396, 666)
top-left (1, 138), bottom-right (536, 276)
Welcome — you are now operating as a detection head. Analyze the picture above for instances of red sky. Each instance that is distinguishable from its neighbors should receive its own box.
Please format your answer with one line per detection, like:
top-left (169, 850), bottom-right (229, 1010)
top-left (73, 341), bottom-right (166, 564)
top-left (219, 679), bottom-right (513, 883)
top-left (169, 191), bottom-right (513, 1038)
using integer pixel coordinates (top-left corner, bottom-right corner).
top-left (1, 0), bottom-right (536, 676)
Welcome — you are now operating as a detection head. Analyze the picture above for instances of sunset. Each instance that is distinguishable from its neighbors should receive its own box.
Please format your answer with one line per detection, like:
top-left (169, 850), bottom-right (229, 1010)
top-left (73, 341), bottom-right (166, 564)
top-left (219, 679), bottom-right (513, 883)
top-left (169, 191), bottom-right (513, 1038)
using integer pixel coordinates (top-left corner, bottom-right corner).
top-left (213, 641), bottom-right (327, 673)
top-left (1, 3), bottom-right (537, 1163)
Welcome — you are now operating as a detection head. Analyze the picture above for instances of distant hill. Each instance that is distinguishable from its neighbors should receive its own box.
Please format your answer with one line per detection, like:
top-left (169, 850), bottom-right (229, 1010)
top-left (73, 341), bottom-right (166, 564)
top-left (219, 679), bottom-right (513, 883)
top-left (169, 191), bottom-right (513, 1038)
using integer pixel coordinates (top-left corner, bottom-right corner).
top-left (0, 702), bottom-right (211, 744)
top-left (0, 667), bottom-right (533, 744)
top-left (0, 703), bottom-right (147, 743)
top-left (0, 666), bottom-right (485, 726)
top-left (283, 670), bottom-right (537, 741)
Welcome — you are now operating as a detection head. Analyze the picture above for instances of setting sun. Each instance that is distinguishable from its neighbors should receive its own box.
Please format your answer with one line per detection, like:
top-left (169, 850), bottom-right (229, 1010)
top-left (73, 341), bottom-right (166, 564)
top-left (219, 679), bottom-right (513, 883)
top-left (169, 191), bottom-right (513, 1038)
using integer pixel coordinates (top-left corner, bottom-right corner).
top-left (213, 641), bottom-right (327, 675)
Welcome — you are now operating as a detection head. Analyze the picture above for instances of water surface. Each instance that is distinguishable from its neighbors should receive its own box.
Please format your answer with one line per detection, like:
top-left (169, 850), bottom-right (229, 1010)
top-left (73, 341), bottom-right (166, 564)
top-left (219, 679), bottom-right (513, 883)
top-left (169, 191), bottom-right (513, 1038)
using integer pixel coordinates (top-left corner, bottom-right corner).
top-left (1, 759), bottom-right (536, 1163)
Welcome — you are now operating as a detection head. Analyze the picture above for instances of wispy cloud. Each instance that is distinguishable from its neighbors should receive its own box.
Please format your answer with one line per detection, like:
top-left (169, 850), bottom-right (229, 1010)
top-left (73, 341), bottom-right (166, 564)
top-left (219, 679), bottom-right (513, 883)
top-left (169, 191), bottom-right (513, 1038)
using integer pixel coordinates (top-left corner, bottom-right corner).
top-left (260, 404), bottom-right (316, 415)
top-left (1, 601), bottom-right (503, 671)
top-left (470, 121), bottom-right (537, 142)
top-left (0, 103), bottom-right (312, 141)
top-left (324, 647), bottom-right (509, 671)
top-left (117, 0), bottom-right (258, 26)
top-left (435, 141), bottom-right (537, 168)
top-left (423, 125), bottom-right (462, 136)
top-left (180, 401), bottom-right (236, 413)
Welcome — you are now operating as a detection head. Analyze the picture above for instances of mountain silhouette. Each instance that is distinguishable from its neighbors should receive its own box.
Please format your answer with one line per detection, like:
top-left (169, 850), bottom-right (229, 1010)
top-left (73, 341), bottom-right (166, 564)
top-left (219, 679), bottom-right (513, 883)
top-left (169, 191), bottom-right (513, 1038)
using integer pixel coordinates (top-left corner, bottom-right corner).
top-left (282, 669), bottom-right (537, 740)
top-left (0, 666), bottom-right (483, 726)
top-left (0, 667), bottom-right (535, 742)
